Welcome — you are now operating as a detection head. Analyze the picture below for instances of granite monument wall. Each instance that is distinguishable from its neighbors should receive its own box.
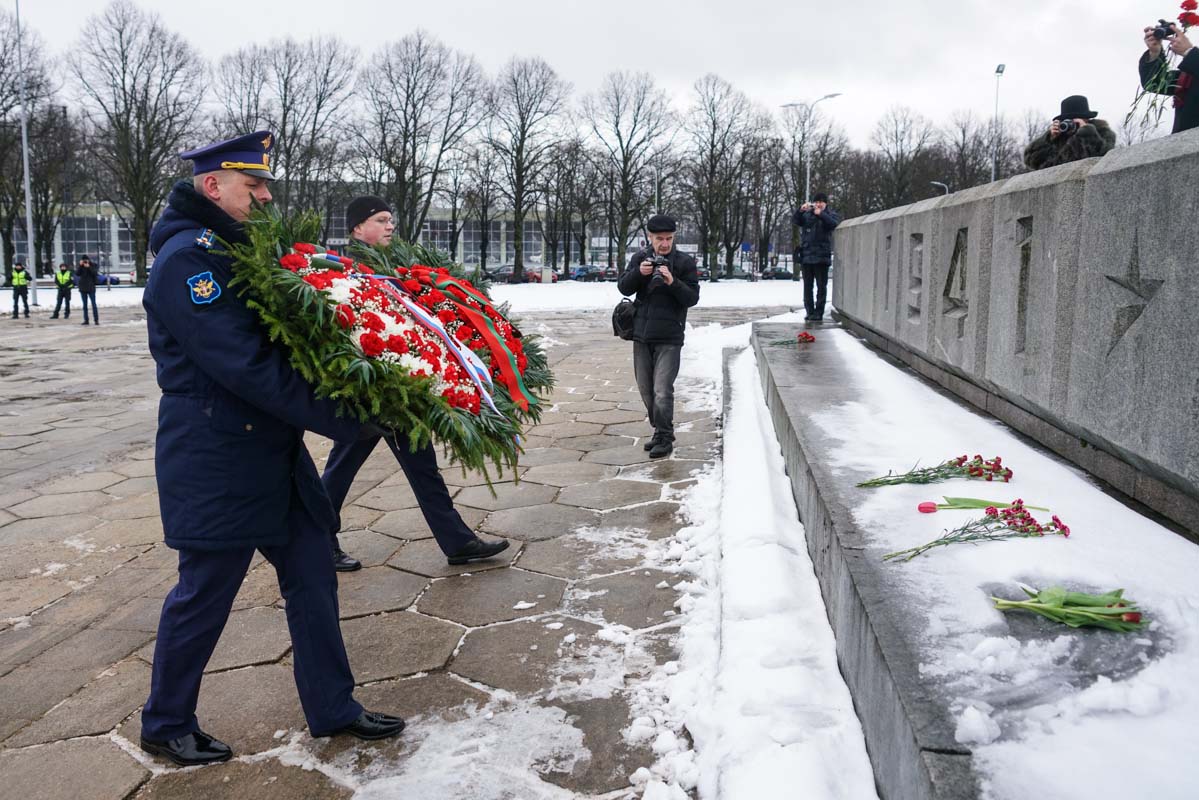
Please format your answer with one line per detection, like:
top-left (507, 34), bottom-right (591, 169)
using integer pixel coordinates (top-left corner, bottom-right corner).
top-left (832, 129), bottom-right (1199, 535)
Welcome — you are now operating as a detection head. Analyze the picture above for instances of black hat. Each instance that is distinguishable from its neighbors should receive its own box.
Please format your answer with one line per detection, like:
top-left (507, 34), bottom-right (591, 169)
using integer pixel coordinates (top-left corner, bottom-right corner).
top-left (1054, 95), bottom-right (1098, 121)
top-left (346, 196), bottom-right (392, 234)
top-left (813, 192), bottom-right (829, 203)
top-left (13, 258), bottom-right (23, 266)
top-left (79, 255), bottom-right (91, 263)
top-left (646, 214), bottom-right (677, 233)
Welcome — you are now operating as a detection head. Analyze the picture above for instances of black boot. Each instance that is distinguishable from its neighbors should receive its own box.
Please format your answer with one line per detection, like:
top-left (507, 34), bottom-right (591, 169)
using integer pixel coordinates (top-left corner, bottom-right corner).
top-left (649, 439), bottom-right (674, 459)
top-left (643, 433), bottom-right (661, 452)
top-left (327, 710), bottom-right (406, 741)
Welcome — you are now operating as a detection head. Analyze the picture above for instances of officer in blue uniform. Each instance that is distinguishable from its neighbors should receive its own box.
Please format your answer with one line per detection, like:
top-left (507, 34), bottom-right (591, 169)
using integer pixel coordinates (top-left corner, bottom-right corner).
top-left (139, 131), bottom-right (406, 767)
top-left (322, 195), bottom-right (510, 572)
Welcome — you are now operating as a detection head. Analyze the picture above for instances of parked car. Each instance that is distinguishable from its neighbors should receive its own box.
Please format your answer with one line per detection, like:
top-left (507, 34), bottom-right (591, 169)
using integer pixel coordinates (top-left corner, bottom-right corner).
top-left (696, 264), bottom-right (711, 280)
top-left (601, 265), bottom-right (618, 281)
top-left (524, 266), bottom-right (558, 284)
top-left (94, 272), bottom-right (121, 286)
top-left (761, 267), bottom-right (793, 280)
top-left (484, 264), bottom-right (520, 283)
top-left (568, 264), bottom-right (604, 282)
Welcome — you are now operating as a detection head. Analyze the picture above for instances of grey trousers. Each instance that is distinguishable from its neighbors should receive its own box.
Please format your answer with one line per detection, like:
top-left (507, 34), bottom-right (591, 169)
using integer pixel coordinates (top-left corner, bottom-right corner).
top-left (633, 341), bottom-right (682, 442)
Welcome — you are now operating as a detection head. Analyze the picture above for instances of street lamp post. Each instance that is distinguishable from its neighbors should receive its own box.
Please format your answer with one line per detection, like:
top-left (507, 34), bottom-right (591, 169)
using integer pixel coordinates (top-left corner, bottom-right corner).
top-left (782, 92), bottom-right (842, 203)
top-left (930, 181), bottom-right (950, 195)
top-left (15, 0), bottom-right (38, 305)
top-left (991, 64), bottom-right (1005, 182)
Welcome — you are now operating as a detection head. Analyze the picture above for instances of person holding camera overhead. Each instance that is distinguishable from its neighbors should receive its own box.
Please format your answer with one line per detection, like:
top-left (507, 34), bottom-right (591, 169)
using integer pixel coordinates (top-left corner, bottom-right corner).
top-left (1022, 96), bottom-right (1116, 171)
top-left (1139, 18), bottom-right (1198, 134)
top-left (617, 214), bottom-right (700, 459)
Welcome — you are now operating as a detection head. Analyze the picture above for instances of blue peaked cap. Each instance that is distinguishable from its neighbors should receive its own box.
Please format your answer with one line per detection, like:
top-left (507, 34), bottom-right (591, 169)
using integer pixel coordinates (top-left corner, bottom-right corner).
top-left (179, 130), bottom-right (275, 179)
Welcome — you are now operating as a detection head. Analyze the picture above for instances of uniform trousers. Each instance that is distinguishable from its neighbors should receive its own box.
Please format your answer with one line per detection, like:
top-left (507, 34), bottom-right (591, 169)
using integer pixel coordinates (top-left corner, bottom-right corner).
top-left (141, 491), bottom-right (362, 740)
top-left (322, 436), bottom-right (475, 555)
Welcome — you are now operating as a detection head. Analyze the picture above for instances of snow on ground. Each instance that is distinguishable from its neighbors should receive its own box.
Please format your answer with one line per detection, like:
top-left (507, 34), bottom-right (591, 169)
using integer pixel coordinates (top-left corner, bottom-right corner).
top-left (808, 328), bottom-right (1199, 800)
top-left (612, 310), bottom-right (877, 799)
top-left (1, 285), bottom-right (146, 311)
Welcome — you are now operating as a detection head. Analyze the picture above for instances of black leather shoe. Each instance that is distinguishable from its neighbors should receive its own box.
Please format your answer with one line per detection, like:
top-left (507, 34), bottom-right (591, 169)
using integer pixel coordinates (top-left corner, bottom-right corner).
top-left (333, 548), bottom-right (362, 572)
top-left (642, 435), bottom-right (661, 452)
top-left (332, 710), bottom-right (406, 740)
top-left (140, 730), bottom-right (232, 766)
top-left (649, 440), bottom-right (673, 459)
top-left (447, 536), bottom-right (510, 565)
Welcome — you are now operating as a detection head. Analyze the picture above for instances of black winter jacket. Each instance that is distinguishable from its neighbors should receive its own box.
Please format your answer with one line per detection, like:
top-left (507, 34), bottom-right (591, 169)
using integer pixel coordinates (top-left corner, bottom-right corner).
top-left (792, 207), bottom-right (842, 266)
top-left (617, 248), bottom-right (700, 345)
top-left (1023, 119), bottom-right (1116, 171)
top-left (1139, 47), bottom-right (1199, 134)
top-left (76, 262), bottom-right (98, 293)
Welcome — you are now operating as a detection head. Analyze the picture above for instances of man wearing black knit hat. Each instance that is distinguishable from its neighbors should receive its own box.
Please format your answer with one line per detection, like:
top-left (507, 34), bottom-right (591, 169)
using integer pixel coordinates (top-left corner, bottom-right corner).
top-left (320, 195), bottom-right (510, 572)
top-left (792, 193), bottom-right (841, 322)
top-left (617, 214), bottom-right (700, 459)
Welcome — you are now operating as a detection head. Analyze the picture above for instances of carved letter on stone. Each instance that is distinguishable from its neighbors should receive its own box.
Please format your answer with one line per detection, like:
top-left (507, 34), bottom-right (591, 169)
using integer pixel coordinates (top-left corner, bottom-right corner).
top-left (884, 234), bottom-right (892, 311)
top-left (907, 233), bottom-right (923, 325)
top-left (1015, 217), bottom-right (1033, 355)
top-left (1104, 229), bottom-right (1163, 356)
top-left (942, 227), bottom-right (969, 339)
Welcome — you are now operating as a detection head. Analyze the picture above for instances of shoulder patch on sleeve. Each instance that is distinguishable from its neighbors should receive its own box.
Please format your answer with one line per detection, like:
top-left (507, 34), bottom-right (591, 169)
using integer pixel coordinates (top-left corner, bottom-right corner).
top-left (195, 229), bottom-right (216, 249)
top-left (187, 271), bottom-right (222, 305)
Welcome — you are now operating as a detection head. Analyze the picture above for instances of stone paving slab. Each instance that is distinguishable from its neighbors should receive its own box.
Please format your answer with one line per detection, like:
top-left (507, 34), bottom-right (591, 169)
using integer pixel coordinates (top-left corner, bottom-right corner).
top-left (451, 615), bottom-right (605, 695)
top-left (418, 568), bottom-right (567, 627)
top-left (134, 759), bottom-right (352, 800)
top-left (480, 503), bottom-right (601, 541)
top-left (0, 737), bottom-right (150, 800)
top-left (454, 480), bottom-right (558, 511)
top-left (335, 566), bottom-right (427, 619)
top-left (557, 479), bottom-right (663, 510)
top-left (521, 461), bottom-right (619, 487)
top-left (566, 568), bottom-right (682, 629)
top-left (341, 612), bottom-right (463, 682)
top-left (5, 659), bottom-right (150, 747)
top-left (370, 504), bottom-right (487, 540)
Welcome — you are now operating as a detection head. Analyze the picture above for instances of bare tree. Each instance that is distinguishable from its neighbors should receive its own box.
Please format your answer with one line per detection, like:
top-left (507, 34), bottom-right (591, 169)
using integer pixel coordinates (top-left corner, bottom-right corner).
top-left (566, 141), bottom-right (605, 266)
top-left (943, 110), bottom-right (992, 191)
top-left (29, 104), bottom-right (86, 274)
top-left (871, 105), bottom-right (939, 207)
top-left (353, 31), bottom-right (484, 242)
top-left (69, 0), bottom-right (204, 282)
top-left (464, 139), bottom-right (503, 275)
top-left (683, 74), bottom-right (752, 279)
top-left (582, 71), bottom-right (674, 272)
top-left (436, 149), bottom-right (473, 261)
top-left (214, 45), bottom-right (270, 135)
top-left (780, 104), bottom-right (848, 275)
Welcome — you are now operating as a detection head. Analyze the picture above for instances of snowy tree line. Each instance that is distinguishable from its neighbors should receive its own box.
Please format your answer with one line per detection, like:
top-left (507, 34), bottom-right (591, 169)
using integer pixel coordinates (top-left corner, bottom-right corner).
top-left (0, 1), bottom-right (1141, 283)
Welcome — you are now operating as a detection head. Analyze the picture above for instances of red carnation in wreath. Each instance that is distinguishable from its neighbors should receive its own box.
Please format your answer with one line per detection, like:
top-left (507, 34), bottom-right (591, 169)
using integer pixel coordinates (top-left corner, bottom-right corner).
top-left (359, 331), bottom-right (386, 358)
top-left (292, 243), bottom-right (316, 255)
top-left (279, 253), bottom-right (307, 271)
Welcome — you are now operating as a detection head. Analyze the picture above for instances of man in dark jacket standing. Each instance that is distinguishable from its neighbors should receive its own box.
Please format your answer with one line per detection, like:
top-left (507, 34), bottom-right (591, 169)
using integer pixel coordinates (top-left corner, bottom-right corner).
top-left (76, 255), bottom-right (99, 325)
top-left (792, 193), bottom-right (841, 321)
top-left (9, 259), bottom-right (30, 319)
top-left (1139, 23), bottom-right (1198, 134)
top-left (139, 131), bottom-right (405, 768)
top-left (1023, 96), bottom-right (1117, 170)
top-left (50, 262), bottom-right (74, 319)
top-left (617, 214), bottom-right (700, 459)
top-left (320, 195), bottom-right (509, 572)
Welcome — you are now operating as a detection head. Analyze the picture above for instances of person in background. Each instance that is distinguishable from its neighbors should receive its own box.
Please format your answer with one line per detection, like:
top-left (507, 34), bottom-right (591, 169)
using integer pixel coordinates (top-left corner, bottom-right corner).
top-left (1023, 96), bottom-right (1116, 171)
top-left (76, 255), bottom-right (99, 326)
top-left (793, 193), bottom-right (842, 322)
top-left (1139, 21), bottom-right (1199, 134)
top-left (50, 262), bottom-right (74, 319)
top-left (9, 259), bottom-right (30, 319)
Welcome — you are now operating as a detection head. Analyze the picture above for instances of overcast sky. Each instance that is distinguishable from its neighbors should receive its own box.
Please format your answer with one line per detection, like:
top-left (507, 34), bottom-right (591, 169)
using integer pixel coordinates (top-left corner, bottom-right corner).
top-left (22, 0), bottom-right (1169, 146)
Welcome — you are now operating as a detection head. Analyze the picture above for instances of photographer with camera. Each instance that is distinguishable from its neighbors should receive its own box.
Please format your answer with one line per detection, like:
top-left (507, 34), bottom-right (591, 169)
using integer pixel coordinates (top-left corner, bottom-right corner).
top-left (792, 193), bottom-right (841, 322)
top-left (617, 214), bottom-right (700, 459)
top-left (1139, 19), bottom-right (1198, 133)
top-left (1022, 96), bottom-right (1116, 171)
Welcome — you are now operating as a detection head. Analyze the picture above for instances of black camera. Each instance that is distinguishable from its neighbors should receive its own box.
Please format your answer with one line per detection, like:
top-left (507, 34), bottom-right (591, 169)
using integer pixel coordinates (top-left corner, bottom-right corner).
top-left (646, 254), bottom-right (670, 289)
top-left (1152, 19), bottom-right (1177, 40)
top-left (1057, 118), bottom-right (1080, 136)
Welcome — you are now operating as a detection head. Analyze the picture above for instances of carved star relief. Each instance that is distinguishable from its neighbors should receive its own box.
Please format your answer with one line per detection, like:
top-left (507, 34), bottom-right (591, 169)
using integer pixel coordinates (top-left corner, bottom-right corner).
top-left (1104, 230), bottom-right (1163, 356)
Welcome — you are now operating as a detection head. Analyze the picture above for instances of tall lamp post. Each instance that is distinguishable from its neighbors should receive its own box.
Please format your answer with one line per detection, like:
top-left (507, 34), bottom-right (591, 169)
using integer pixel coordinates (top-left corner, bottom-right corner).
top-left (930, 181), bottom-right (950, 195)
top-left (991, 64), bottom-right (1005, 182)
top-left (782, 92), bottom-right (842, 203)
top-left (15, 0), bottom-right (38, 304)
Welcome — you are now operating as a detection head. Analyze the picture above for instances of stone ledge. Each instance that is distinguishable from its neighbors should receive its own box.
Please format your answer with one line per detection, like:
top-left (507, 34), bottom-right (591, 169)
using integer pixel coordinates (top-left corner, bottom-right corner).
top-left (748, 324), bottom-right (981, 800)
